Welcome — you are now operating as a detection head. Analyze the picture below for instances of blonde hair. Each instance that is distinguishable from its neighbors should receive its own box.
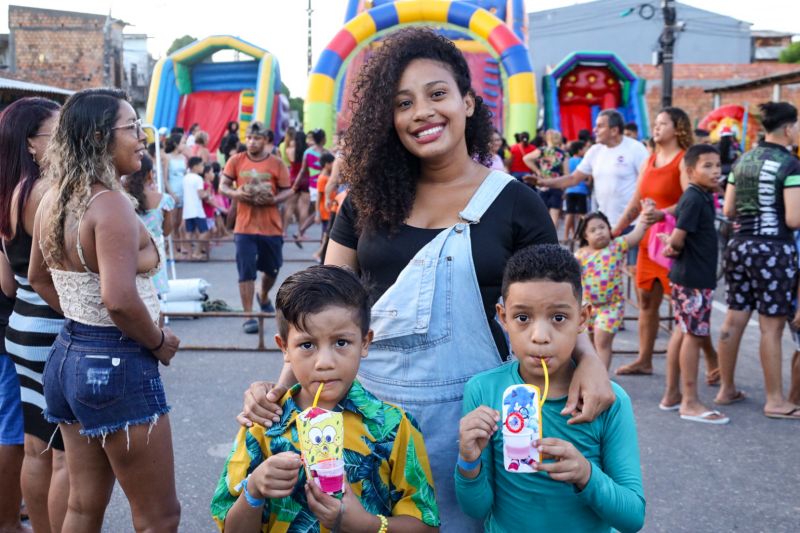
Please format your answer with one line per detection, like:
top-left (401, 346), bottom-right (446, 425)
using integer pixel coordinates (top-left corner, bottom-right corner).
top-left (195, 130), bottom-right (209, 146)
top-left (545, 129), bottom-right (563, 147)
top-left (41, 88), bottom-right (127, 268)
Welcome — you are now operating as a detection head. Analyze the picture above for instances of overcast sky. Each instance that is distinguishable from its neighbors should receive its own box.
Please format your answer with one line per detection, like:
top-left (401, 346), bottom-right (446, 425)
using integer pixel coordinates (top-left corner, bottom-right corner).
top-left (2, 1), bottom-right (797, 96)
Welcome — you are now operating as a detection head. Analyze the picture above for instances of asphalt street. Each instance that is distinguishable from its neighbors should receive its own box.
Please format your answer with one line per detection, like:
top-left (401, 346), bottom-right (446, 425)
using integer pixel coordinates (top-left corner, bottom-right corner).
top-left (100, 228), bottom-right (800, 532)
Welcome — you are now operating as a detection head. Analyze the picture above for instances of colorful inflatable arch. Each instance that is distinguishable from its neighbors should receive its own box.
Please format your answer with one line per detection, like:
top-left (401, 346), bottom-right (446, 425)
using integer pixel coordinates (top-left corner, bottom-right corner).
top-left (145, 35), bottom-right (287, 151)
top-left (305, 0), bottom-right (536, 142)
top-left (697, 104), bottom-right (758, 151)
top-left (543, 52), bottom-right (649, 141)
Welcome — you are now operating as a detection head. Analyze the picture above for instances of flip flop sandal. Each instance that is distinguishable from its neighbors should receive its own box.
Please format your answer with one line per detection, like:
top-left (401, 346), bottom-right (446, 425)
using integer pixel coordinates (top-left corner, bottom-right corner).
top-left (764, 407), bottom-right (800, 420)
top-left (680, 410), bottom-right (730, 424)
top-left (658, 402), bottom-right (681, 411)
top-left (714, 390), bottom-right (746, 406)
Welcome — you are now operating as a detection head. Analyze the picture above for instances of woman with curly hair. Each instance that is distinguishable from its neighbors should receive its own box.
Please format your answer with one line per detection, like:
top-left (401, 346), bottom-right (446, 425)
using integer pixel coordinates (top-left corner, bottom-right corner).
top-left (612, 108), bottom-right (718, 382)
top-left (0, 96), bottom-right (68, 533)
top-left (28, 88), bottom-right (181, 532)
top-left (239, 28), bottom-right (614, 531)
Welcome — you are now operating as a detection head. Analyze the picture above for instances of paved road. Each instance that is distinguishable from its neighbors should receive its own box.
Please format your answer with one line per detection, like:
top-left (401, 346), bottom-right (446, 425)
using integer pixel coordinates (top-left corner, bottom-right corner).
top-left (100, 231), bottom-right (800, 532)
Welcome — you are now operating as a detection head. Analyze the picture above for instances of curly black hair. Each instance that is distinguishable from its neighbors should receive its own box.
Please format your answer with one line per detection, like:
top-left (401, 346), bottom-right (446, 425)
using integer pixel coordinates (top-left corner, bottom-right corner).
top-left (501, 244), bottom-right (582, 301)
top-left (343, 27), bottom-right (494, 233)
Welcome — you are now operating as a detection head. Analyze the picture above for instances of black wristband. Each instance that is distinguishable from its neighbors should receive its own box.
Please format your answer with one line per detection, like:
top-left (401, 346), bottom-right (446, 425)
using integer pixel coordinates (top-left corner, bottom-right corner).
top-left (151, 329), bottom-right (165, 352)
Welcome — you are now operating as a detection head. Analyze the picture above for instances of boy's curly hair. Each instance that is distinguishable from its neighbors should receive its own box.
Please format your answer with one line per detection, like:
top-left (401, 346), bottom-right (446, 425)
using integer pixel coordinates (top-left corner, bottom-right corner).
top-left (342, 27), bottom-right (494, 233)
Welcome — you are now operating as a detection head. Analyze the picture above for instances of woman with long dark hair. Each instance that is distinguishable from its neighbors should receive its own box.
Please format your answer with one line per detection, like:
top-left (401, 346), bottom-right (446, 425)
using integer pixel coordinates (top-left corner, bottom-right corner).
top-left (0, 96), bottom-right (68, 533)
top-left (239, 29), bottom-right (614, 531)
top-left (29, 88), bottom-right (181, 532)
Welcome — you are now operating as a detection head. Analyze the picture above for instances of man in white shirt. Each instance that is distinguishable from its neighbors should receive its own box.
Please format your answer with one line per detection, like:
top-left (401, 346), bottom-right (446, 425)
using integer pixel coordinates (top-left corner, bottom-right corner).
top-left (537, 110), bottom-right (649, 227)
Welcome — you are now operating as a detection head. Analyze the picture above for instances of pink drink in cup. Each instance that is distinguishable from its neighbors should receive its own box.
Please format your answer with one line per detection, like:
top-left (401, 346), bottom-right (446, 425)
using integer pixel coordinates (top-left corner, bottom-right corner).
top-left (311, 458), bottom-right (344, 494)
top-left (503, 427), bottom-right (533, 460)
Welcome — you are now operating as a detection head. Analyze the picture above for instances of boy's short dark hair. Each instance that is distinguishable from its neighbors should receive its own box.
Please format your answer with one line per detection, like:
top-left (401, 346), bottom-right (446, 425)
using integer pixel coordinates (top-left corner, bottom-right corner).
top-left (684, 144), bottom-right (720, 169)
top-left (624, 122), bottom-right (639, 134)
top-left (759, 101), bottom-right (798, 133)
top-left (568, 140), bottom-right (585, 156)
top-left (276, 265), bottom-right (370, 340)
top-left (187, 156), bottom-right (203, 169)
top-left (320, 152), bottom-right (335, 166)
top-left (501, 244), bottom-right (582, 301)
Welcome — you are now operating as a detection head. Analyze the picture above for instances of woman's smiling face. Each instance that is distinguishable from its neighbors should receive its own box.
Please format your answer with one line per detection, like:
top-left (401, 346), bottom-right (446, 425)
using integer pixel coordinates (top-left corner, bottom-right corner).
top-left (392, 58), bottom-right (474, 163)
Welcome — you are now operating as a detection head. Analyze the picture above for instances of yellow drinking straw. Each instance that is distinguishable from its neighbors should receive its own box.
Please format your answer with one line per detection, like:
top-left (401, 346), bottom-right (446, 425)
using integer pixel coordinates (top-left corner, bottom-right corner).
top-left (312, 382), bottom-right (325, 408)
top-left (540, 359), bottom-right (549, 408)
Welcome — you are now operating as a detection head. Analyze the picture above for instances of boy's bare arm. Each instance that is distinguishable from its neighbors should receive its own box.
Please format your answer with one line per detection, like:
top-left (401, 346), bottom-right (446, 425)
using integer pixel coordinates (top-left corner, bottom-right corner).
top-left (666, 228), bottom-right (687, 255)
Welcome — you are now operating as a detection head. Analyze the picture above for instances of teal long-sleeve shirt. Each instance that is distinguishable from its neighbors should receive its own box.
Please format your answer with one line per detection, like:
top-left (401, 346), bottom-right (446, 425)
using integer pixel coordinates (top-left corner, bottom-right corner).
top-left (454, 361), bottom-right (645, 533)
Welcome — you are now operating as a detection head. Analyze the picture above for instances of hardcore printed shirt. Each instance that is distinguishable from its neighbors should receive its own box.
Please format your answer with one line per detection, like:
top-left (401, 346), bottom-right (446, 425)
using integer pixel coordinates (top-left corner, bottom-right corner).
top-left (728, 141), bottom-right (800, 242)
top-left (210, 380), bottom-right (440, 532)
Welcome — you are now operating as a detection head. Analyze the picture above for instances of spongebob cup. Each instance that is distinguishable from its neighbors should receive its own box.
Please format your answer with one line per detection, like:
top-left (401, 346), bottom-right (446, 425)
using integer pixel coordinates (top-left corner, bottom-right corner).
top-left (297, 407), bottom-right (344, 493)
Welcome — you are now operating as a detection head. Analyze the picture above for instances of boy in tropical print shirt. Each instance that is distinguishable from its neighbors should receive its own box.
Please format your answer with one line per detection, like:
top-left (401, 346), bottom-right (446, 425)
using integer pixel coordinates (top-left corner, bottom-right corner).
top-left (211, 266), bottom-right (439, 532)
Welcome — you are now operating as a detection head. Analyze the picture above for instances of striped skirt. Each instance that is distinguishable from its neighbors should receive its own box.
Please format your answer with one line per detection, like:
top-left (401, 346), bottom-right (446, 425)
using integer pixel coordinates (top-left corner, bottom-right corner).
top-left (5, 274), bottom-right (64, 449)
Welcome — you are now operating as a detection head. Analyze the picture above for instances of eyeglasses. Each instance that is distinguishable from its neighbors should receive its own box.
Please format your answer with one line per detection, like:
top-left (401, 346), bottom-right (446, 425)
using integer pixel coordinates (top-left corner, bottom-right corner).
top-left (112, 118), bottom-right (143, 136)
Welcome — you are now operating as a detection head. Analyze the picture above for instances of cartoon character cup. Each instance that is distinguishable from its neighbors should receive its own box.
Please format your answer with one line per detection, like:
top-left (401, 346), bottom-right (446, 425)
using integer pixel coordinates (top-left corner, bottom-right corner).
top-left (501, 384), bottom-right (542, 473)
top-left (297, 406), bottom-right (345, 493)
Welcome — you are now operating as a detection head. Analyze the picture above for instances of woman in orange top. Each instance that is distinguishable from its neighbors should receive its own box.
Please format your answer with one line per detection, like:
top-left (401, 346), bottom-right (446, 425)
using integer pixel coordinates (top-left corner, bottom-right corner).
top-left (612, 108), bottom-right (716, 381)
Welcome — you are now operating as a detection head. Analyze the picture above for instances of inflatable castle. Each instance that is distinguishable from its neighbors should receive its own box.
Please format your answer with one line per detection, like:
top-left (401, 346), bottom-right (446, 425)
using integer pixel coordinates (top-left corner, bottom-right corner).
top-left (145, 35), bottom-right (289, 150)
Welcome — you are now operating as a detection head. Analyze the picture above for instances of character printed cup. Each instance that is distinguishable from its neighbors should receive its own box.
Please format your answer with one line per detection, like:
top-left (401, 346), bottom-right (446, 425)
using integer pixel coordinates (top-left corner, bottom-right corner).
top-left (297, 407), bottom-right (344, 467)
top-left (503, 427), bottom-right (533, 460)
top-left (310, 458), bottom-right (345, 494)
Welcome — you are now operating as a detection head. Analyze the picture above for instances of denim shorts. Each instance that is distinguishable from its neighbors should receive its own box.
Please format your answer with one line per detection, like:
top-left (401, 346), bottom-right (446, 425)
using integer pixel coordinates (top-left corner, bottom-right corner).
top-left (0, 354), bottom-right (24, 445)
top-left (234, 233), bottom-right (283, 282)
top-left (185, 217), bottom-right (209, 233)
top-left (43, 320), bottom-right (170, 439)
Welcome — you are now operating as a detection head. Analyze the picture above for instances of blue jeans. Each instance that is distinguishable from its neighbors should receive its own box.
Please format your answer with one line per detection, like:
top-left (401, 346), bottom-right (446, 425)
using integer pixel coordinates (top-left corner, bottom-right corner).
top-left (44, 320), bottom-right (170, 439)
top-left (0, 354), bottom-right (24, 445)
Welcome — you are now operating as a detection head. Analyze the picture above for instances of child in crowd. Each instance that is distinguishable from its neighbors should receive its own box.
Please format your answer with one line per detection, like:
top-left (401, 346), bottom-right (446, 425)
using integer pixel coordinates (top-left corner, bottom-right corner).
top-left (574, 210), bottom-right (653, 367)
top-left (211, 266), bottom-right (440, 532)
top-left (455, 244), bottom-right (645, 533)
top-left (182, 156), bottom-right (210, 260)
top-left (657, 145), bottom-right (729, 424)
top-left (122, 154), bottom-right (174, 298)
top-left (201, 164), bottom-right (218, 234)
top-left (564, 141), bottom-right (590, 242)
top-left (313, 152), bottom-right (335, 263)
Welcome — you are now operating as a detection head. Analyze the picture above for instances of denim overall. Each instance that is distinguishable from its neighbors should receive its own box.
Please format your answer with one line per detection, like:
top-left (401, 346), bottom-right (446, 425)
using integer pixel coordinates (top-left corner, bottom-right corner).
top-left (358, 171), bottom-right (513, 532)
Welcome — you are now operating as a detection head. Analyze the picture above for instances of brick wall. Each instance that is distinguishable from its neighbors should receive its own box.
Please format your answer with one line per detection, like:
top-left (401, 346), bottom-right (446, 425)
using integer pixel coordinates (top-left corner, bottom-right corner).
top-left (629, 63), bottom-right (800, 127)
top-left (9, 6), bottom-right (125, 90)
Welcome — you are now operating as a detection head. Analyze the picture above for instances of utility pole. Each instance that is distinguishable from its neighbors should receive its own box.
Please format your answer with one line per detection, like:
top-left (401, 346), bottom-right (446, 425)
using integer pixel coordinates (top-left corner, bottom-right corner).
top-left (307, 0), bottom-right (313, 75)
top-left (660, 0), bottom-right (677, 108)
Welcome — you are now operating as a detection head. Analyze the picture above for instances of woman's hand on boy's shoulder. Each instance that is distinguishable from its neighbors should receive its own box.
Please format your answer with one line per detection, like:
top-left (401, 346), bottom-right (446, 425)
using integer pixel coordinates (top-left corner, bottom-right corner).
top-left (459, 406), bottom-right (500, 462)
top-left (248, 451), bottom-right (302, 499)
top-left (237, 381), bottom-right (287, 427)
top-left (564, 355), bottom-right (615, 425)
top-left (533, 438), bottom-right (592, 491)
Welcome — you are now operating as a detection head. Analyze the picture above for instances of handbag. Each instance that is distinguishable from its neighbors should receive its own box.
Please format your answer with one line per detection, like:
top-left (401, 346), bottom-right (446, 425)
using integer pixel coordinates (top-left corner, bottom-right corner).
top-left (647, 213), bottom-right (676, 270)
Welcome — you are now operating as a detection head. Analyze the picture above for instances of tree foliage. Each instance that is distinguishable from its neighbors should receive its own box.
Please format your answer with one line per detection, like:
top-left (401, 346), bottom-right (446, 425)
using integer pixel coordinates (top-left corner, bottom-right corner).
top-left (166, 35), bottom-right (196, 56)
top-left (779, 41), bottom-right (800, 63)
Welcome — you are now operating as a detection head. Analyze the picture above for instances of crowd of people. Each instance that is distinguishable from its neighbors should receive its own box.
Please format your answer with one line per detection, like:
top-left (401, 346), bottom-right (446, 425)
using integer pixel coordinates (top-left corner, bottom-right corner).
top-left (0, 25), bottom-right (798, 533)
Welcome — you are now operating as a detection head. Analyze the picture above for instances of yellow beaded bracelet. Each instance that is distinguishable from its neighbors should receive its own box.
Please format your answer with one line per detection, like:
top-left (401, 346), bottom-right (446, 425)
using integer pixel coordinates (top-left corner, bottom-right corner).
top-left (377, 514), bottom-right (388, 533)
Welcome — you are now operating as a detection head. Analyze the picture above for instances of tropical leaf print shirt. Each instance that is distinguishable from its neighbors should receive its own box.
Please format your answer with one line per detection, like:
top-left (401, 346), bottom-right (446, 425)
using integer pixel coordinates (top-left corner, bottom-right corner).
top-left (211, 380), bottom-right (440, 532)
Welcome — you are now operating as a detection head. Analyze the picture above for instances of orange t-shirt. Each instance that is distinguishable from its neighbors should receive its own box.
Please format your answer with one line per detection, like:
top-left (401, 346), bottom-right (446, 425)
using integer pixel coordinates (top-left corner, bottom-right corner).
top-left (636, 150), bottom-right (685, 290)
top-left (224, 152), bottom-right (290, 236)
top-left (317, 174), bottom-right (330, 221)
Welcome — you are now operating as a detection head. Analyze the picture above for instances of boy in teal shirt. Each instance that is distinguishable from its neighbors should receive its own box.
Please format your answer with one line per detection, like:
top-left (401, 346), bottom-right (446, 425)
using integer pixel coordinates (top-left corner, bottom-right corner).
top-left (455, 244), bottom-right (645, 532)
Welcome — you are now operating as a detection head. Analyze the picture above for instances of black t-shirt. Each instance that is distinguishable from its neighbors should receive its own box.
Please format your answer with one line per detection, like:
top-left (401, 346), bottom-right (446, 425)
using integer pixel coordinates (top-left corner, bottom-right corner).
top-left (728, 141), bottom-right (800, 242)
top-left (669, 184), bottom-right (718, 289)
top-left (330, 178), bottom-right (558, 355)
top-left (0, 292), bottom-right (12, 354)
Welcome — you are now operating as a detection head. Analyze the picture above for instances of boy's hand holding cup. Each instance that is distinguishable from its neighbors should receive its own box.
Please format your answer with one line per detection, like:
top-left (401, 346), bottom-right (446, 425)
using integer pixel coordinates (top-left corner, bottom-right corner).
top-left (533, 438), bottom-right (592, 491)
top-left (459, 406), bottom-right (500, 465)
top-left (248, 451), bottom-right (302, 499)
